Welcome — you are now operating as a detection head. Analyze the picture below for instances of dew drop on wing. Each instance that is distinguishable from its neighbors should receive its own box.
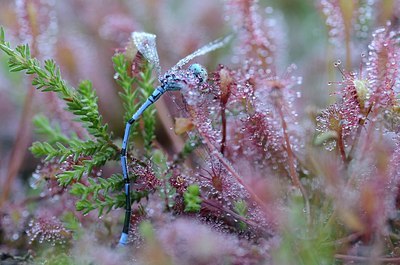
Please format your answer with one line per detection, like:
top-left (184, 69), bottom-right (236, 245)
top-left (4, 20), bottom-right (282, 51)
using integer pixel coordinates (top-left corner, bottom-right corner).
top-left (131, 31), bottom-right (162, 77)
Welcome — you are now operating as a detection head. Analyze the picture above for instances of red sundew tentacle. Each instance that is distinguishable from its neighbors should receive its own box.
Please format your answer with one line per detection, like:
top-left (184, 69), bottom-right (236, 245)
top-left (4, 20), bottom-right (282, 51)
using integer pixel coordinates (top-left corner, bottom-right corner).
top-left (26, 212), bottom-right (71, 245)
top-left (366, 27), bottom-right (400, 110)
top-left (316, 102), bottom-right (360, 152)
top-left (225, 0), bottom-right (279, 72)
top-left (318, 0), bottom-right (346, 47)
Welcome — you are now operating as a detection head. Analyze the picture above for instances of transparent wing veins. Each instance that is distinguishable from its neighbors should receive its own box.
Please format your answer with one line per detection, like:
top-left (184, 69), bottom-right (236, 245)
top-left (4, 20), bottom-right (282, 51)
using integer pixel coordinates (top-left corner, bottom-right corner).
top-left (171, 34), bottom-right (233, 72)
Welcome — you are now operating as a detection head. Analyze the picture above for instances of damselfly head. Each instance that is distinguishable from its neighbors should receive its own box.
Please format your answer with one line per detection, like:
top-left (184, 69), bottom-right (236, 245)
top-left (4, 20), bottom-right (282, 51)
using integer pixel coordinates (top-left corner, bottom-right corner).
top-left (188, 63), bottom-right (208, 84)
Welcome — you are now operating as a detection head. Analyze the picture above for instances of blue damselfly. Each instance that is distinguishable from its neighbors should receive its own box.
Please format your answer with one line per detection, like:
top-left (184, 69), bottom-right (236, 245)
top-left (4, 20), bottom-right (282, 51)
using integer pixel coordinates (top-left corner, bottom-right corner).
top-left (119, 31), bottom-right (231, 246)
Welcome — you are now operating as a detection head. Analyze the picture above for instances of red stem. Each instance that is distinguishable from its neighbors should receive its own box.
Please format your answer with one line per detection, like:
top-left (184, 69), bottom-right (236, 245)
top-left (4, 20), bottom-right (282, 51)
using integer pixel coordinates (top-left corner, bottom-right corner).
top-left (220, 104), bottom-right (227, 155)
top-left (279, 110), bottom-right (299, 187)
top-left (202, 199), bottom-right (271, 236)
top-left (337, 127), bottom-right (347, 164)
top-left (335, 254), bottom-right (400, 263)
top-left (347, 105), bottom-right (373, 162)
top-left (277, 104), bottom-right (310, 221)
top-left (0, 85), bottom-right (35, 207)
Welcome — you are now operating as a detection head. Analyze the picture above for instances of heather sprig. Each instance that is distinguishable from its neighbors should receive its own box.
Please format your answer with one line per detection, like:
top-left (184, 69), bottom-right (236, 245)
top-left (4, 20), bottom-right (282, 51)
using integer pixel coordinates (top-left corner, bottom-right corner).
top-left (113, 51), bottom-right (157, 155)
top-left (1, 27), bottom-right (114, 170)
top-left (0, 26), bottom-right (164, 220)
top-left (137, 62), bottom-right (157, 154)
top-left (112, 53), bottom-right (137, 124)
top-left (72, 185), bottom-right (148, 216)
top-left (0, 30), bottom-right (109, 142)
top-left (0, 27), bottom-right (134, 216)
top-left (0, 33), bottom-right (104, 140)
top-left (32, 115), bottom-right (70, 144)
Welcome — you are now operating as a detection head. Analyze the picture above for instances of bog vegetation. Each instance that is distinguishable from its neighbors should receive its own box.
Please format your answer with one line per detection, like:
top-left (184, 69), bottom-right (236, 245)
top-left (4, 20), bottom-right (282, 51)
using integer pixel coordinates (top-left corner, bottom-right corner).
top-left (0, 1), bottom-right (400, 264)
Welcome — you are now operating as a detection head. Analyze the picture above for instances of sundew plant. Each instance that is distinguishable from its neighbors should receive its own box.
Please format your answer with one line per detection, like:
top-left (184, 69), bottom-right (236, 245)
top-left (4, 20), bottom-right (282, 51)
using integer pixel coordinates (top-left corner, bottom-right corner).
top-left (0, 0), bottom-right (400, 264)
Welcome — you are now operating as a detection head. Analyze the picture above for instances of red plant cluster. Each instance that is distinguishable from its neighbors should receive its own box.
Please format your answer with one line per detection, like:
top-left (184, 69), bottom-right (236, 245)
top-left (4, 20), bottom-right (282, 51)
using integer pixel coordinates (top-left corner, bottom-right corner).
top-left (26, 212), bottom-right (70, 245)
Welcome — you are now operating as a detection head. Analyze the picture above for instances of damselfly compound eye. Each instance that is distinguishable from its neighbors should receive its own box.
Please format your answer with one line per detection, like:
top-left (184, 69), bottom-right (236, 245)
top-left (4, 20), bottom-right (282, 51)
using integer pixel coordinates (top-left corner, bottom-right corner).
top-left (188, 63), bottom-right (208, 84)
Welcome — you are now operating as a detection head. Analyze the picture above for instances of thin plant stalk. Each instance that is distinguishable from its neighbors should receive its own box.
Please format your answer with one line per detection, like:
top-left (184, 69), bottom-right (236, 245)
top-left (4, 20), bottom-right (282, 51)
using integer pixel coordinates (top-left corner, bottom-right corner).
top-left (220, 102), bottom-right (227, 155)
top-left (277, 103), bottom-right (311, 224)
top-left (0, 83), bottom-right (35, 207)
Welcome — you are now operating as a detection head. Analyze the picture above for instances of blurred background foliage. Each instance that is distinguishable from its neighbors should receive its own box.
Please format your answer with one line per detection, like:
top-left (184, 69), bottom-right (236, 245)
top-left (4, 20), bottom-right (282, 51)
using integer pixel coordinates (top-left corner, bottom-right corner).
top-left (0, 0), bottom-right (400, 264)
